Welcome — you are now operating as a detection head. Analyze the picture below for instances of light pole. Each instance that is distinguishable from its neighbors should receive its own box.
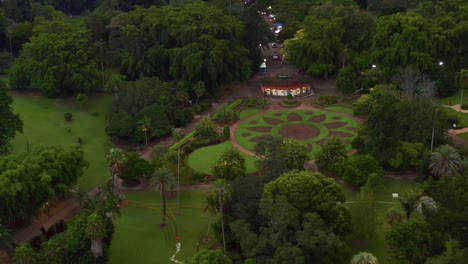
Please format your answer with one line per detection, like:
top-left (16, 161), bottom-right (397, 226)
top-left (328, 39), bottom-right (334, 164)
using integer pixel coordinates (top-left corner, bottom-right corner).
top-left (430, 106), bottom-right (437, 152)
top-left (7, 27), bottom-right (13, 55)
top-left (172, 128), bottom-right (185, 215)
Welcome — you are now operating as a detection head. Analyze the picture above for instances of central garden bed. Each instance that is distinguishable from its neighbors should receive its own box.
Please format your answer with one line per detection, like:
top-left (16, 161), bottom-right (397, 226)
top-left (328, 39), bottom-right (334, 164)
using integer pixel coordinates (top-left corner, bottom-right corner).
top-left (235, 110), bottom-right (359, 158)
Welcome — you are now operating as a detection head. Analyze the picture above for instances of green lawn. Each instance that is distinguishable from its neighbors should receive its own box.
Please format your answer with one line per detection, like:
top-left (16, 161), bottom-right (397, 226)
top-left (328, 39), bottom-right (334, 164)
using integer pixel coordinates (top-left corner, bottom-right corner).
top-left (110, 190), bottom-right (215, 264)
top-left (11, 93), bottom-right (113, 191)
top-left (238, 108), bottom-right (264, 119)
top-left (443, 108), bottom-right (468, 128)
top-left (438, 90), bottom-right (468, 106)
top-left (187, 141), bottom-right (258, 175)
top-left (235, 109), bottom-right (359, 159)
top-left (323, 104), bottom-right (354, 115)
top-left (340, 178), bottom-right (422, 263)
top-left (459, 132), bottom-right (468, 140)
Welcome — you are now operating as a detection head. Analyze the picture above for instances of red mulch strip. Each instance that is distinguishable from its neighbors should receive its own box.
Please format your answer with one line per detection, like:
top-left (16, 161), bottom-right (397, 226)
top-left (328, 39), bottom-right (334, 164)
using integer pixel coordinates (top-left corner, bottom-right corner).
top-left (247, 126), bottom-right (272, 132)
top-left (249, 120), bottom-right (259, 124)
top-left (273, 112), bottom-right (283, 116)
top-left (309, 115), bottom-right (326, 123)
top-left (279, 124), bottom-right (320, 140)
top-left (317, 139), bottom-right (328, 145)
top-left (304, 111), bottom-right (314, 115)
top-left (287, 113), bottom-right (303, 122)
top-left (118, 200), bottom-right (131, 208)
top-left (241, 132), bottom-right (251, 137)
top-left (332, 116), bottom-right (342, 120)
top-left (249, 136), bottom-right (262, 142)
top-left (328, 131), bottom-right (354, 137)
top-left (263, 117), bottom-right (284, 126)
top-left (324, 122), bottom-right (347, 129)
top-left (347, 127), bottom-right (357, 131)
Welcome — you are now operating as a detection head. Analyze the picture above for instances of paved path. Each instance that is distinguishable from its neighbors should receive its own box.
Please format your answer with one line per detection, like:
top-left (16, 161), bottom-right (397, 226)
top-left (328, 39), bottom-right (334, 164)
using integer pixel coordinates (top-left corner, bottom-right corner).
top-left (443, 104), bottom-right (468, 113)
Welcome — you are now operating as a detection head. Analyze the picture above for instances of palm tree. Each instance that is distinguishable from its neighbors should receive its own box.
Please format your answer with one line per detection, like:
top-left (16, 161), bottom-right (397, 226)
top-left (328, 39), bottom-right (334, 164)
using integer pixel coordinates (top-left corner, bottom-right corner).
top-left (85, 213), bottom-right (107, 259)
top-left (458, 156), bottom-right (468, 177)
top-left (172, 127), bottom-right (185, 215)
top-left (415, 196), bottom-right (437, 215)
top-left (150, 167), bottom-right (176, 227)
top-left (429, 144), bottom-right (461, 177)
top-left (213, 179), bottom-right (232, 254)
top-left (203, 192), bottom-right (218, 243)
top-left (0, 224), bottom-right (14, 256)
top-left (140, 116), bottom-right (152, 147)
top-left (106, 148), bottom-right (126, 193)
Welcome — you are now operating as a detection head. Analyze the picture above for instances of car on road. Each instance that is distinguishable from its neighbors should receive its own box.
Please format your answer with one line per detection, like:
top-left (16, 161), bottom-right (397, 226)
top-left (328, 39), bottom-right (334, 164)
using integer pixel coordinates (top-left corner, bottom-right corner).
top-left (272, 52), bottom-right (279, 60)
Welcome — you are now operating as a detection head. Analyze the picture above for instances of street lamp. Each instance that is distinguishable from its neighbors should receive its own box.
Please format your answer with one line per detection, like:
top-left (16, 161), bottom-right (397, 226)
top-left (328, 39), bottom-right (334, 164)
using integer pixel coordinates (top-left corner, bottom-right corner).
top-left (439, 61), bottom-right (444, 66)
top-left (372, 64), bottom-right (377, 69)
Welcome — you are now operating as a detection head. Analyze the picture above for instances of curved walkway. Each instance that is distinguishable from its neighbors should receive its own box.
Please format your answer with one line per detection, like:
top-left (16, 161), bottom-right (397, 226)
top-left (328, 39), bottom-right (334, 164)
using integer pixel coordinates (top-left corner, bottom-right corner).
top-left (229, 100), bottom-right (363, 156)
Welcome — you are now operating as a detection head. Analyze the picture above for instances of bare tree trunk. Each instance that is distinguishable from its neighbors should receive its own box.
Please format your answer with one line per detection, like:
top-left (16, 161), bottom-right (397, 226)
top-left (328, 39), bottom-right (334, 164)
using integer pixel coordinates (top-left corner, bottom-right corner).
top-left (220, 200), bottom-right (226, 254)
top-left (204, 214), bottom-right (213, 242)
top-left (144, 130), bottom-right (148, 147)
top-left (91, 239), bottom-right (103, 259)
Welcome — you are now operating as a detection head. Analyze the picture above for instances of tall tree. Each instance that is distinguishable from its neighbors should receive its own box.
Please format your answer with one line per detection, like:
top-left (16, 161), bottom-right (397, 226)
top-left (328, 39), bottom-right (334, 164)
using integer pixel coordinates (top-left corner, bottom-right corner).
top-left (0, 224), bottom-right (14, 256)
top-left (203, 191), bottom-right (218, 243)
top-left (387, 220), bottom-right (446, 264)
top-left (183, 250), bottom-right (232, 264)
top-left (212, 149), bottom-right (246, 180)
top-left (8, 19), bottom-right (100, 96)
top-left (213, 179), bottom-right (232, 254)
top-left (150, 167), bottom-right (176, 227)
top-left (372, 12), bottom-right (434, 77)
top-left (106, 148), bottom-right (126, 193)
top-left (0, 80), bottom-right (23, 155)
top-left (284, 16), bottom-right (344, 78)
top-left (85, 213), bottom-right (107, 259)
top-left (429, 144), bottom-right (461, 178)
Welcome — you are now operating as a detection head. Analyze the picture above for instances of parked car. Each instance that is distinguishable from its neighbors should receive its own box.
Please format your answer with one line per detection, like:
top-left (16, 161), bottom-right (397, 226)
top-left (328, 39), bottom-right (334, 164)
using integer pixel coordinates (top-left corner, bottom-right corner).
top-left (272, 52), bottom-right (279, 60)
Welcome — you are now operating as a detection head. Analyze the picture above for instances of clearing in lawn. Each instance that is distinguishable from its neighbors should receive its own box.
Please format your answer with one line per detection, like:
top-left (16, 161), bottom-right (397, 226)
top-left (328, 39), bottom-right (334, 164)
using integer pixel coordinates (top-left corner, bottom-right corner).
top-left (340, 178), bottom-right (423, 263)
top-left (235, 109), bottom-right (359, 158)
top-left (109, 190), bottom-right (216, 264)
top-left (187, 141), bottom-right (258, 175)
top-left (10, 93), bottom-right (113, 191)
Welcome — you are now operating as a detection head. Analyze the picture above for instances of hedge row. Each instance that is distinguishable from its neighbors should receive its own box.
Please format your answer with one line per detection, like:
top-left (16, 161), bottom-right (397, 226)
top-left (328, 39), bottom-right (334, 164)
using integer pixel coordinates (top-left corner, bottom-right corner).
top-left (170, 131), bottom-right (196, 151)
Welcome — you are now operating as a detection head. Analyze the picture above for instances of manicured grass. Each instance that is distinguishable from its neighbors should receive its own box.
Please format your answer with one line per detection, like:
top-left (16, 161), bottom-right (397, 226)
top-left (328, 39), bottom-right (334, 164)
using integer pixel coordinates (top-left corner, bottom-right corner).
top-left (110, 190), bottom-right (215, 264)
top-left (187, 141), bottom-right (258, 175)
top-left (238, 108), bottom-right (264, 119)
top-left (458, 132), bottom-right (468, 140)
top-left (443, 108), bottom-right (468, 128)
top-left (10, 93), bottom-right (113, 191)
top-left (324, 104), bottom-right (354, 115)
top-left (438, 90), bottom-right (468, 106)
top-left (235, 109), bottom-right (359, 158)
top-left (340, 178), bottom-right (422, 263)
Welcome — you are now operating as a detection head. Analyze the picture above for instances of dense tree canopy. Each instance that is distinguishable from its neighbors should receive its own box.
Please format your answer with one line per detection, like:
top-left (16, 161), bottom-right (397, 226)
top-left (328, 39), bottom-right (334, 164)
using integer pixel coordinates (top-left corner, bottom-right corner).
top-left (8, 19), bottom-right (100, 96)
top-left (0, 145), bottom-right (88, 227)
top-left (0, 80), bottom-right (23, 155)
top-left (117, 3), bottom-right (251, 91)
top-left (230, 170), bottom-right (350, 263)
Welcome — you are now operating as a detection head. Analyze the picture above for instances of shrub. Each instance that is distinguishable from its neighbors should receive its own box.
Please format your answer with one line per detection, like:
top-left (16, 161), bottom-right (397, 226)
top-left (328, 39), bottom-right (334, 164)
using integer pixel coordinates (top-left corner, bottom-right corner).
top-left (119, 152), bottom-right (152, 185)
top-left (337, 154), bottom-right (384, 186)
top-left (280, 100), bottom-right (299, 108)
top-left (64, 112), bottom-right (73, 122)
top-left (385, 208), bottom-right (404, 226)
top-left (194, 116), bottom-right (218, 139)
top-left (315, 95), bottom-right (339, 106)
top-left (213, 107), bottom-right (237, 124)
top-left (212, 149), bottom-right (246, 180)
top-left (76, 93), bottom-right (87, 107)
top-left (361, 172), bottom-right (384, 194)
top-left (223, 125), bottom-right (230, 140)
top-left (0, 52), bottom-right (14, 74)
top-left (170, 131), bottom-right (195, 151)
top-left (352, 94), bottom-right (374, 115)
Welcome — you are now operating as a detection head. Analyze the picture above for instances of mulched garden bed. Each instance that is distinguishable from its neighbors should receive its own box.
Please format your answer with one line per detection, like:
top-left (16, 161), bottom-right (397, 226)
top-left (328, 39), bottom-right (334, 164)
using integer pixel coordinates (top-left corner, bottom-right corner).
top-left (324, 122), bottom-right (347, 129)
top-left (328, 131), bottom-right (354, 137)
top-left (309, 115), bottom-right (326, 123)
top-left (279, 124), bottom-right (321, 140)
top-left (248, 126), bottom-right (272, 132)
top-left (263, 117), bottom-right (284, 126)
top-left (287, 112), bottom-right (303, 122)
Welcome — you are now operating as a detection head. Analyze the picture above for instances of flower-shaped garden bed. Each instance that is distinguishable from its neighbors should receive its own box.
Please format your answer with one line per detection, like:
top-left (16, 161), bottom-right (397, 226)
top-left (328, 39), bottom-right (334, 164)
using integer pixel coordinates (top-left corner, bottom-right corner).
top-left (234, 110), bottom-right (359, 158)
